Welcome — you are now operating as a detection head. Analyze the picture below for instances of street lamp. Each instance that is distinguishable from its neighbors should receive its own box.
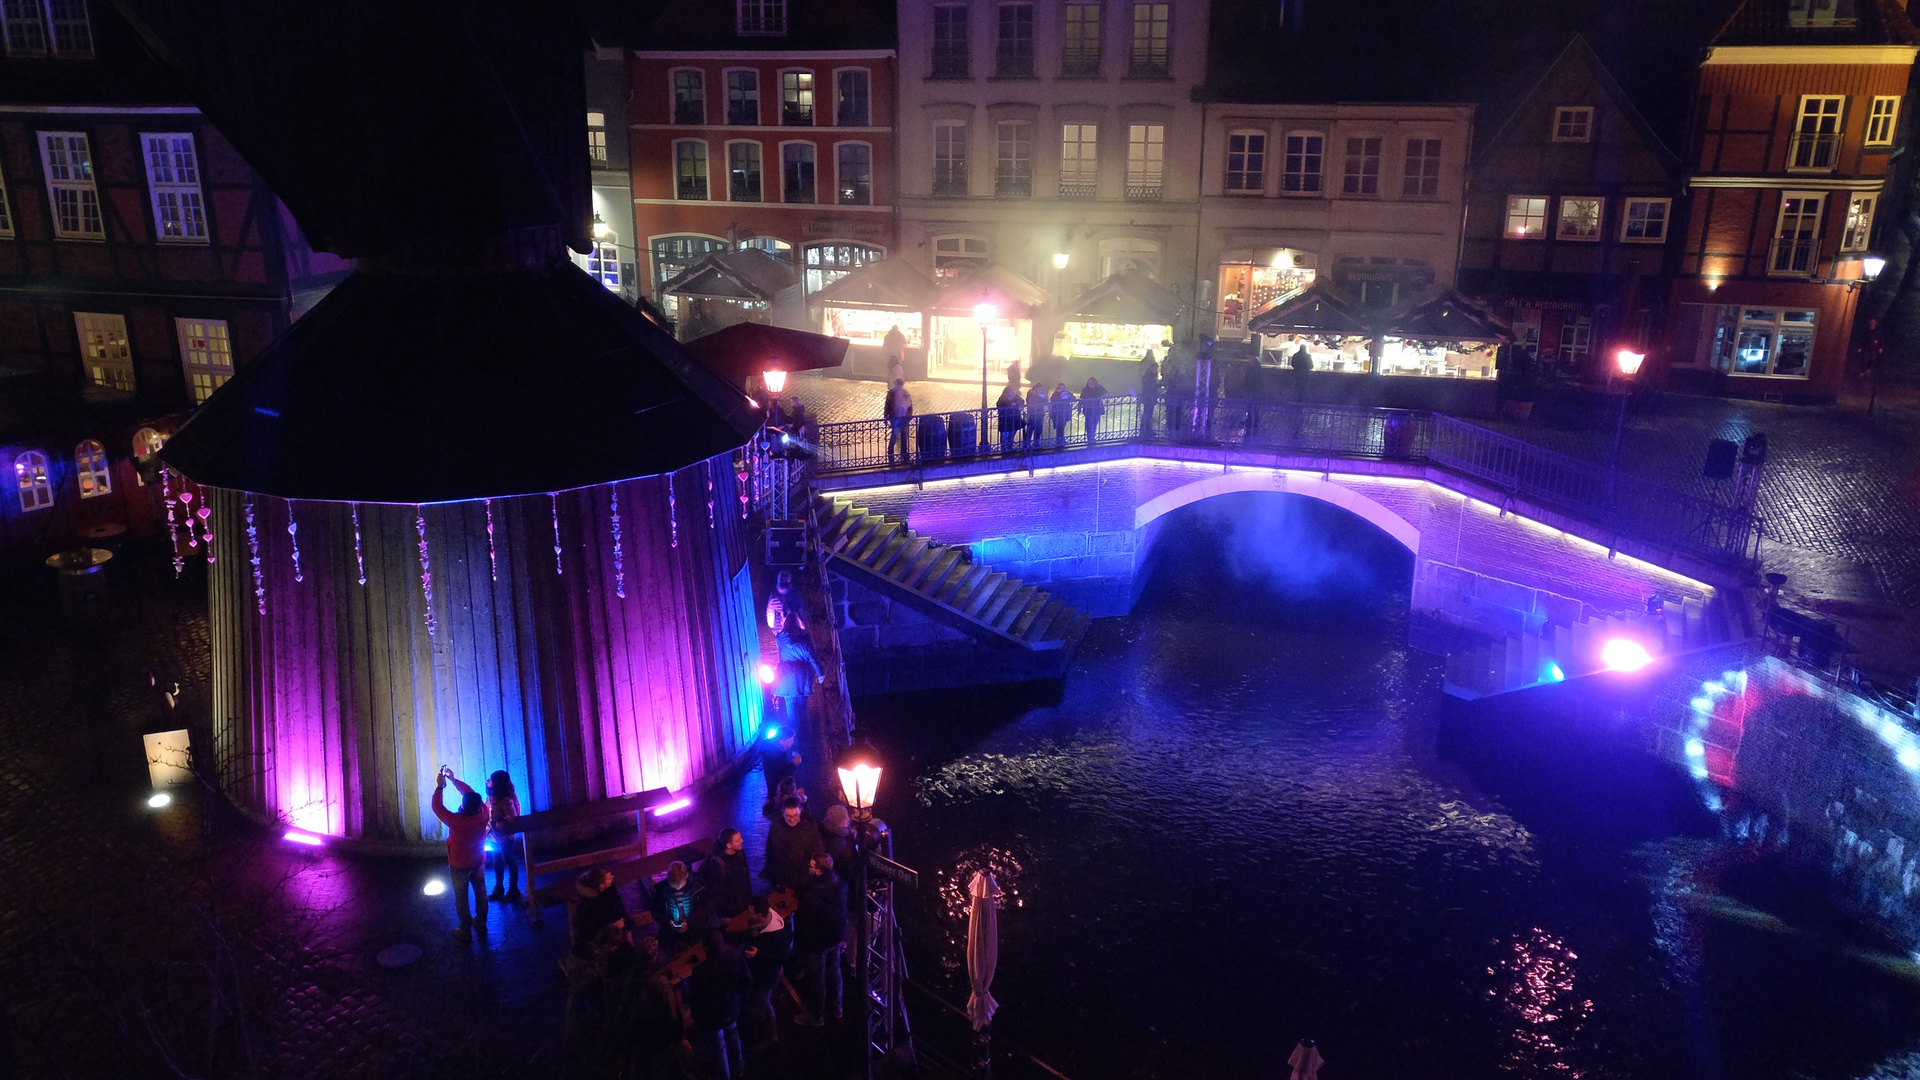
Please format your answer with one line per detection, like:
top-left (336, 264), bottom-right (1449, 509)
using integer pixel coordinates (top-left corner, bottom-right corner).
top-left (1052, 251), bottom-right (1070, 271)
top-left (1863, 253), bottom-right (1888, 282)
top-left (836, 733), bottom-right (885, 1078)
top-left (761, 367), bottom-right (788, 395)
top-left (1608, 348), bottom-right (1645, 506)
top-left (836, 733), bottom-right (883, 820)
top-left (974, 297), bottom-right (998, 451)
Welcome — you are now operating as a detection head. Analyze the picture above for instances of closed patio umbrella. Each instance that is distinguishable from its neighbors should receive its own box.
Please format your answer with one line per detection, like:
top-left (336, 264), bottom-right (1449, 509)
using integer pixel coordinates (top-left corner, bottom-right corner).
top-left (966, 870), bottom-right (1001, 1031)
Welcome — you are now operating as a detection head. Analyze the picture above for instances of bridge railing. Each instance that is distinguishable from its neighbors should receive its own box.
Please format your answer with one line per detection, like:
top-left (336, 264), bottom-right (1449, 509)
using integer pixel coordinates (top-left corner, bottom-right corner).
top-left (803, 396), bottom-right (1762, 566)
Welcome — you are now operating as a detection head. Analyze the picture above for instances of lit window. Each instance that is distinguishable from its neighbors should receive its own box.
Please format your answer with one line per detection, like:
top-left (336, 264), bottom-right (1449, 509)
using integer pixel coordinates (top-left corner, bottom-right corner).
top-left (586, 241), bottom-right (622, 290)
top-left (736, 0), bottom-right (785, 35)
top-left (1059, 123), bottom-right (1098, 198)
top-left (0, 163), bottom-right (13, 237)
top-left (1557, 197), bottom-right (1602, 241)
top-left (75, 439), bottom-right (109, 498)
top-left (782, 143), bottom-right (816, 203)
top-left (1841, 194), bottom-right (1875, 252)
top-left (781, 71), bottom-right (814, 126)
top-left (673, 71), bottom-right (706, 124)
top-left (996, 3), bottom-right (1035, 77)
top-left (1770, 192), bottom-right (1824, 276)
top-left (676, 140), bottom-right (709, 200)
top-left (39, 131), bottom-right (103, 239)
top-left (1402, 138), bottom-right (1440, 198)
top-left (1281, 132), bottom-right (1322, 193)
top-left (1557, 316), bottom-right (1592, 366)
top-left (587, 112), bottom-right (608, 166)
top-left (141, 133), bottom-right (208, 243)
top-left (1788, 0), bottom-right (1857, 27)
top-left (1866, 96), bottom-right (1899, 147)
top-left (933, 122), bottom-right (968, 196)
top-left (1342, 136), bottom-right (1381, 197)
top-left (995, 121), bottom-right (1033, 197)
top-left (1551, 107), bottom-right (1592, 143)
top-left (1128, 3), bottom-right (1168, 77)
top-left (1729, 307), bottom-right (1815, 378)
top-left (1062, 2), bottom-right (1101, 76)
top-left (836, 70), bottom-right (870, 126)
top-left (3, 0), bottom-right (89, 56)
top-left (737, 236), bottom-right (793, 264)
top-left (1225, 131), bottom-right (1264, 193)
top-left (76, 311), bottom-right (132, 392)
top-left (176, 317), bottom-right (232, 403)
top-left (803, 241), bottom-right (882, 295)
top-left (932, 5), bottom-right (969, 78)
top-left (1789, 96), bottom-right (1844, 172)
top-left (1620, 198), bottom-right (1670, 243)
top-left (728, 142), bottom-right (763, 201)
top-left (932, 235), bottom-right (988, 278)
top-left (837, 143), bottom-right (871, 204)
top-left (1126, 123), bottom-right (1164, 199)
top-left (1504, 195), bottom-right (1547, 238)
top-left (14, 451), bottom-right (51, 511)
top-left (727, 71), bottom-right (760, 125)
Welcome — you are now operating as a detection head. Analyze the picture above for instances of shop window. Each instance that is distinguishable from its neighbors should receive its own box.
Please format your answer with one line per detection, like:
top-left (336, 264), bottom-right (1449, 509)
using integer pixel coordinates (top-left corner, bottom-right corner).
top-left (1866, 96), bottom-right (1899, 146)
top-left (176, 317), bottom-right (232, 403)
top-left (39, 131), bottom-right (102, 239)
top-left (728, 142), bottom-right (763, 201)
top-left (673, 70), bottom-right (706, 124)
top-left (836, 70), bottom-right (870, 126)
top-left (726, 71), bottom-right (760, 125)
top-left (1620, 198), bottom-right (1669, 243)
top-left (1841, 193), bottom-right (1874, 252)
top-left (1225, 131), bottom-right (1264, 193)
top-left (587, 112), bottom-right (608, 166)
top-left (1341, 136), bottom-right (1381, 197)
top-left (75, 438), bottom-right (109, 498)
top-left (141, 133), bottom-right (208, 243)
top-left (932, 235), bottom-right (988, 278)
top-left (675, 140), bottom-right (710, 200)
top-left (804, 241), bottom-right (882, 295)
top-left (1504, 195), bottom-right (1546, 239)
top-left (0, 163), bottom-right (13, 237)
top-left (781, 143), bottom-right (816, 202)
top-left (1100, 237), bottom-right (1160, 279)
top-left (3, 0), bottom-right (89, 56)
top-left (995, 122), bottom-right (1033, 197)
top-left (737, 236), bottom-right (794, 263)
top-left (76, 311), bottom-right (132, 392)
top-left (1402, 138), bottom-right (1440, 198)
top-left (1557, 197), bottom-right (1602, 241)
top-left (1719, 307), bottom-right (1815, 378)
top-left (737, 0), bottom-right (785, 35)
top-left (1557, 316), bottom-right (1592, 366)
top-left (932, 5), bottom-right (969, 78)
top-left (781, 71), bottom-right (814, 126)
top-left (1128, 3), bottom-right (1169, 77)
top-left (1769, 192), bottom-right (1823, 276)
top-left (933, 122), bottom-right (968, 196)
top-left (1060, 124), bottom-right (1098, 198)
top-left (650, 234), bottom-right (728, 315)
top-left (1062, 2), bottom-right (1101, 76)
top-left (1789, 96), bottom-right (1844, 172)
top-left (1216, 249), bottom-right (1311, 338)
top-left (14, 451), bottom-right (51, 511)
top-left (996, 3), bottom-right (1035, 77)
top-left (837, 143), bottom-right (872, 204)
top-left (1125, 123), bottom-right (1163, 200)
top-left (826, 306), bottom-right (923, 348)
top-left (1551, 106), bottom-right (1592, 142)
top-left (1281, 132), bottom-right (1322, 194)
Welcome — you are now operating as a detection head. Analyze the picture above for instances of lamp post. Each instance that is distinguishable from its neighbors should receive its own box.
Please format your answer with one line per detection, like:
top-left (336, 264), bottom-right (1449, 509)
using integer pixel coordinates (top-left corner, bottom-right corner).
top-left (1608, 348), bottom-right (1645, 508)
top-left (974, 298), bottom-right (997, 450)
top-left (1859, 254), bottom-right (1887, 415)
top-left (837, 734), bottom-right (884, 1079)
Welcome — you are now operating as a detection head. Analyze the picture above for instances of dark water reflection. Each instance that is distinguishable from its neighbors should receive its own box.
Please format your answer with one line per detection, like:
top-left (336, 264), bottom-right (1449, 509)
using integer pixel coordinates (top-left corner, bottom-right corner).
top-left (858, 494), bottom-right (1920, 1080)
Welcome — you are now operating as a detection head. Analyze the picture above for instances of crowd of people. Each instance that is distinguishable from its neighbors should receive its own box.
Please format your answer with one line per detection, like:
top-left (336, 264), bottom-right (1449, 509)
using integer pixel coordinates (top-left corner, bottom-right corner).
top-left (884, 368), bottom-right (1120, 461)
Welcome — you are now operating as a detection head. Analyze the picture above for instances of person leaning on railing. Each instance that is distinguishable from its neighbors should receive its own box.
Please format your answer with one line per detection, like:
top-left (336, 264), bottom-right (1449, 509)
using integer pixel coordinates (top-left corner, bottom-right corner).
top-left (884, 379), bottom-right (913, 461)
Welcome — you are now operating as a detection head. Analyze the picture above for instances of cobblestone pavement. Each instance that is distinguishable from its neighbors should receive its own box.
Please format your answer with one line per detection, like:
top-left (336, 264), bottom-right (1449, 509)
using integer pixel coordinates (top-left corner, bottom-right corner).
top-left (785, 372), bottom-right (988, 427)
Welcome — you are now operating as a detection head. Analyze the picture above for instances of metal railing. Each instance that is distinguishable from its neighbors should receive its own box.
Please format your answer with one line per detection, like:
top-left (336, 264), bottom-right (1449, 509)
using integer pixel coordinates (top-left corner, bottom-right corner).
top-left (803, 396), bottom-right (1764, 565)
top-left (1057, 179), bottom-right (1097, 199)
top-left (1787, 131), bottom-right (1841, 172)
top-left (1768, 237), bottom-right (1819, 277)
top-left (1124, 182), bottom-right (1162, 201)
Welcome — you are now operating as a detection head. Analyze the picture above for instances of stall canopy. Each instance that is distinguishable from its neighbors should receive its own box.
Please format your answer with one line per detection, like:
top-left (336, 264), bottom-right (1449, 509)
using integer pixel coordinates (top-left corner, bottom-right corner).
top-left (1246, 282), bottom-right (1372, 336)
top-left (1063, 269), bottom-right (1182, 325)
top-left (930, 264), bottom-right (1049, 317)
top-left (685, 322), bottom-right (848, 382)
top-left (1385, 291), bottom-right (1510, 344)
top-left (662, 248), bottom-right (799, 302)
top-left (812, 258), bottom-right (938, 310)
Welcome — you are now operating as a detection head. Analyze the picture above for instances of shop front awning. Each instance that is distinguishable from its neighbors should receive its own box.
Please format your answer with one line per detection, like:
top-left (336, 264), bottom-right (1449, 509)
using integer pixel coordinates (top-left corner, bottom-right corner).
top-left (1385, 291), bottom-right (1511, 345)
top-left (812, 258), bottom-right (937, 310)
top-left (929, 264), bottom-right (1049, 318)
top-left (1246, 282), bottom-right (1372, 336)
top-left (684, 322), bottom-right (848, 382)
top-left (662, 248), bottom-right (798, 302)
top-left (1062, 269), bottom-right (1182, 325)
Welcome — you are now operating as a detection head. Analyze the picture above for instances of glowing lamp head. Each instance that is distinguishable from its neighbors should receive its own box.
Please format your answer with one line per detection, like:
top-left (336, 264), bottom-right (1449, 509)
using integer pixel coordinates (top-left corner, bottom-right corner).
top-left (1052, 252), bottom-right (1070, 270)
top-left (762, 368), bottom-right (788, 395)
top-left (1600, 637), bottom-right (1653, 673)
top-left (1545, 662), bottom-right (1565, 683)
top-left (592, 213), bottom-right (613, 240)
top-left (973, 299), bottom-right (997, 328)
top-left (835, 734), bottom-right (883, 819)
top-left (1615, 349), bottom-right (1645, 377)
top-left (764, 725), bottom-right (781, 740)
top-left (1863, 254), bottom-right (1887, 281)
top-left (147, 792), bottom-right (172, 809)
top-left (757, 662), bottom-right (778, 685)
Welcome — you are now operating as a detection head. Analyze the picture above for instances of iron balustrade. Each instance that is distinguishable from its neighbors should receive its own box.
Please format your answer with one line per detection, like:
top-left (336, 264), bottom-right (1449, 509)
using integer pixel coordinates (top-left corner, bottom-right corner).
top-left (1057, 179), bottom-right (1097, 199)
top-left (1787, 131), bottom-right (1841, 172)
top-left (800, 397), bottom-right (1763, 565)
top-left (1769, 237), bottom-right (1820, 276)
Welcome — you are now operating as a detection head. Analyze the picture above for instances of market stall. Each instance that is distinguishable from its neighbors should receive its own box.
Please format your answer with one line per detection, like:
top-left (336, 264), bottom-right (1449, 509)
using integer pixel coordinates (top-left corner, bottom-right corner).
top-left (1246, 283), bottom-right (1374, 373)
top-left (1379, 291), bottom-right (1507, 380)
top-left (812, 259), bottom-right (937, 379)
top-left (1055, 269), bottom-right (1180, 362)
top-left (661, 248), bottom-right (802, 341)
top-left (926, 265), bottom-right (1046, 385)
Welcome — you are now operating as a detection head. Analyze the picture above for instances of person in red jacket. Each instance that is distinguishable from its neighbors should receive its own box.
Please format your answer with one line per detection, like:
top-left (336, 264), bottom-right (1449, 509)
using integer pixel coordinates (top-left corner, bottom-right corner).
top-left (432, 766), bottom-right (492, 943)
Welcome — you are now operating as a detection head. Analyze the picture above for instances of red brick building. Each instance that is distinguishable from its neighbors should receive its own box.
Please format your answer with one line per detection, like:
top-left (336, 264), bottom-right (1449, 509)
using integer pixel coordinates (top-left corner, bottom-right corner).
top-left (627, 0), bottom-right (897, 331)
top-left (1662, 0), bottom-right (1919, 402)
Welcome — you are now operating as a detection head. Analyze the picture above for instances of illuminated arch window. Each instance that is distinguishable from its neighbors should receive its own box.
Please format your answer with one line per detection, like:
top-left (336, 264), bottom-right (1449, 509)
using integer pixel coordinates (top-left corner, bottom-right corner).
top-left (76, 439), bottom-right (110, 497)
top-left (15, 450), bottom-right (51, 511)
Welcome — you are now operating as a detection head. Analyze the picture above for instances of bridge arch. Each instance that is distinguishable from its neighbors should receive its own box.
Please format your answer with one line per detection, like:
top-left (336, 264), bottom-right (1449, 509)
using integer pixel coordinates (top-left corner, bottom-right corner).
top-left (1132, 471), bottom-right (1421, 554)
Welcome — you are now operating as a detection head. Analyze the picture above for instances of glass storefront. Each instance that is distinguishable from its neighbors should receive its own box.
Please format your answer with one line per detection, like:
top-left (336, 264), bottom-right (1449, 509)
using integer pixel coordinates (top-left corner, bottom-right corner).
top-left (929, 315), bottom-right (1031, 382)
top-left (1060, 320), bottom-right (1171, 361)
top-left (1378, 339), bottom-right (1498, 379)
top-left (1217, 250), bottom-right (1316, 340)
top-left (1709, 306), bottom-right (1815, 378)
top-left (823, 307), bottom-right (924, 349)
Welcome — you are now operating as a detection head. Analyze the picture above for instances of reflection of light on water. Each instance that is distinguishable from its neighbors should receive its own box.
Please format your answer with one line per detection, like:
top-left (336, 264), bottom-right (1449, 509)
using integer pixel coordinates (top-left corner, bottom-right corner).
top-left (913, 743), bottom-right (1123, 806)
top-left (1487, 928), bottom-right (1591, 1076)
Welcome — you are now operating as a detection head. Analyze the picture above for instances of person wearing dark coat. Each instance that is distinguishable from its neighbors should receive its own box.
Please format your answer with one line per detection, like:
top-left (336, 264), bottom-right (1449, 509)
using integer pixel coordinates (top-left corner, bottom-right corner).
top-left (1047, 383), bottom-right (1075, 447)
top-left (792, 852), bottom-right (850, 1026)
top-left (688, 930), bottom-right (751, 1079)
top-left (1023, 383), bottom-right (1048, 446)
top-left (816, 804), bottom-right (855, 872)
top-left (762, 797), bottom-right (820, 891)
top-left (995, 382), bottom-right (1024, 451)
top-left (743, 896), bottom-right (793, 1045)
top-left (1079, 377), bottom-right (1107, 444)
top-left (1139, 354), bottom-right (1160, 435)
top-left (700, 829), bottom-right (754, 920)
top-left (1163, 359), bottom-right (1188, 435)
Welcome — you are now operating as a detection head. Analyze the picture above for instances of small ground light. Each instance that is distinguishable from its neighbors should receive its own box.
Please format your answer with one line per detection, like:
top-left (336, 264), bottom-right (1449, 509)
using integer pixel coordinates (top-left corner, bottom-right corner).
top-left (423, 878), bottom-right (447, 897)
top-left (763, 725), bottom-right (781, 740)
top-left (147, 792), bottom-right (172, 809)
top-left (650, 797), bottom-right (692, 816)
top-left (1545, 663), bottom-right (1566, 683)
top-left (282, 829), bottom-right (325, 846)
top-left (1600, 638), bottom-right (1653, 673)
top-left (1899, 746), bottom-right (1920, 771)
top-left (757, 662), bottom-right (777, 684)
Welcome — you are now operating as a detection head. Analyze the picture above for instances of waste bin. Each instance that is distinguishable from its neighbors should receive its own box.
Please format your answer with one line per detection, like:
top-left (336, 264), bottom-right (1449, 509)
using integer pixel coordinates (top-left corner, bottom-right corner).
top-left (948, 411), bottom-right (977, 455)
top-left (917, 413), bottom-right (947, 463)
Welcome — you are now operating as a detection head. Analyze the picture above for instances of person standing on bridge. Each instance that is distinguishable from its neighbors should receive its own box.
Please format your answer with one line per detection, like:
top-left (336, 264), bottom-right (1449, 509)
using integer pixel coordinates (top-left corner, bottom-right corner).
top-left (1139, 351), bottom-right (1160, 436)
top-left (1024, 380), bottom-right (1048, 448)
top-left (1080, 377), bottom-right (1107, 444)
top-left (1049, 382), bottom-right (1076, 447)
top-left (884, 379), bottom-right (914, 461)
top-left (996, 381), bottom-right (1024, 452)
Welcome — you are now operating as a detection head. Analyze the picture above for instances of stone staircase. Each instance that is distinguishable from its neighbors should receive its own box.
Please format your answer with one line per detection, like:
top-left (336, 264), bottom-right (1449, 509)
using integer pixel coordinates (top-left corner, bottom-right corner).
top-left (815, 494), bottom-right (1092, 652)
top-left (1444, 595), bottom-right (1742, 700)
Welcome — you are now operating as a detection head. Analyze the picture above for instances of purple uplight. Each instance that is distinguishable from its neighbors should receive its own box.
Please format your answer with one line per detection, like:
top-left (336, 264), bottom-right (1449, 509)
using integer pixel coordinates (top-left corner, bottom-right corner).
top-left (282, 830), bottom-right (325, 847)
top-left (650, 797), bottom-right (692, 816)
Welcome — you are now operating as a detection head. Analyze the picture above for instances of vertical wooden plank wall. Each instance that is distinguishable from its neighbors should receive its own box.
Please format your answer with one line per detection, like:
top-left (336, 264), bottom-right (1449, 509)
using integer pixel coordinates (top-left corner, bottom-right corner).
top-left (202, 453), bottom-right (757, 844)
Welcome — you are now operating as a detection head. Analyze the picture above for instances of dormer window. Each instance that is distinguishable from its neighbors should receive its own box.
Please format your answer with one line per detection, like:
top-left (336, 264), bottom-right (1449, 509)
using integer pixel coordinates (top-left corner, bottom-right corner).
top-left (1788, 0), bottom-right (1857, 27)
top-left (737, 0), bottom-right (785, 36)
top-left (1551, 107), bottom-right (1592, 143)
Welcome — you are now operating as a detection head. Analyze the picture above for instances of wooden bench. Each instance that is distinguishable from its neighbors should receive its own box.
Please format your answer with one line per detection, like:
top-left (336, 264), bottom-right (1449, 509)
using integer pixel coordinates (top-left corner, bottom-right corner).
top-left (514, 788), bottom-right (683, 923)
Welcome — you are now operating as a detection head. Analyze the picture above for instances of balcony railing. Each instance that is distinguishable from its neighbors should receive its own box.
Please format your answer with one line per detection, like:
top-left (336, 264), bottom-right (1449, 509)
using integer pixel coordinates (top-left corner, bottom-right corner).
top-left (727, 104), bottom-right (758, 126)
top-left (1057, 179), bottom-right (1097, 200)
top-left (931, 46), bottom-right (969, 78)
top-left (1768, 237), bottom-right (1819, 277)
top-left (1124, 181), bottom-right (1162, 201)
top-left (1127, 57), bottom-right (1169, 78)
top-left (994, 172), bottom-right (1033, 198)
top-left (1061, 48), bottom-right (1100, 77)
top-left (932, 174), bottom-right (969, 197)
top-left (677, 179), bottom-right (708, 201)
top-left (1787, 131), bottom-right (1841, 172)
top-left (782, 105), bottom-right (813, 126)
top-left (994, 45), bottom-right (1035, 77)
top-left (674, 102), bottom-right (705, 125)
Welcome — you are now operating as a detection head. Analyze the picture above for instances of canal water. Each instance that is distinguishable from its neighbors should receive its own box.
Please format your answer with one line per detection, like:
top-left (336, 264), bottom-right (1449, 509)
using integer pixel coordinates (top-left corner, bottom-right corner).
top-left (857, 493), bottom-right (1920, 1080)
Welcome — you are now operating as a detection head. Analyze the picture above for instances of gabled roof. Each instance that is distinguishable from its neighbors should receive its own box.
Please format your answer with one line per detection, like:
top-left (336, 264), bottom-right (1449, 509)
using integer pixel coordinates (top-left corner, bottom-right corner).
top-left (1473, 35), bottom-right (1681, 173)
top-left (1246, 283), bottom-right (1371, 336)
top-left (685, 323), bottom-right (848, 382)
top-left (929, 265), bottom-right (1049, 316)
top-left (1385, 292), bottom-right (1510, 345)
top-left (1711, 0), bottom-right (1920, 47)
top-left (1063, 270), bottom-right (1183, 325)
top-left (662, 249), bottom-right (798, 302)
top-left (812, 258), bottom-right (937, 310)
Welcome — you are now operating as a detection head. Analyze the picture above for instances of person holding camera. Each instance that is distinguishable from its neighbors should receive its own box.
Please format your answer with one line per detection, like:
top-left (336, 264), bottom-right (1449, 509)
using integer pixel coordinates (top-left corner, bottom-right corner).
top-left (431, 765), bottom-right (492, 943)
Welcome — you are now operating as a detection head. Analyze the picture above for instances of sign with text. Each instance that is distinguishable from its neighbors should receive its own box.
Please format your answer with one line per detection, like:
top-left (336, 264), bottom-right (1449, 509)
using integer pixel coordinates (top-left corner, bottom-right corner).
top-left (867, 851), bottom-right (919, 889)
top-left (803, 219), bottom-right (885, 240)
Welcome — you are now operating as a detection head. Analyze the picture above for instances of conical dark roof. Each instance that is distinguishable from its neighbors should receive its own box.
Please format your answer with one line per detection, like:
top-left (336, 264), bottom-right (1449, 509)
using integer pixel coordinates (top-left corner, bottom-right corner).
top-left (159, 263), bottom-right (762, 503)
top-left (1064, 270), bottom-right (1183, 325)
top-left (1247, 282), bottom-right (1372, 336)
